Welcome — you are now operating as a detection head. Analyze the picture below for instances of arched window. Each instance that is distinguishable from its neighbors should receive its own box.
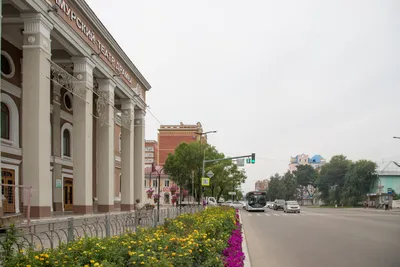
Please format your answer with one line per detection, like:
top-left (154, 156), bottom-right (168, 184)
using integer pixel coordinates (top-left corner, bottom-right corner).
top-left (0, 94), bottom-right (19, 147)
top-left (1, 102), bottom-right (10, 139)
top-left (63, 129), bottom-right (71, 157)
top-left (61, 123), bottom-right (73, 159)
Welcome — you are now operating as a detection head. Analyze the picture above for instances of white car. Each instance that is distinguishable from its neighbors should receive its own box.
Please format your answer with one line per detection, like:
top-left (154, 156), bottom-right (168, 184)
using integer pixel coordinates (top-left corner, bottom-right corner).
top-left (229, 201), bottom-right (243, 209)
top-left (284, 201), bottom-right (300, 213)
top-left (222, 200), bottom-right (233, 206)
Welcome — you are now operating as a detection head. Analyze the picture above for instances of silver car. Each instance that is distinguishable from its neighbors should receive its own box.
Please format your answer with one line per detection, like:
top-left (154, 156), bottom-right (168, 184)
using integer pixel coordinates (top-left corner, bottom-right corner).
top-left (229, 201), bottom-right (244, 209)
top-left (284, 201), bottom-right (300, 213)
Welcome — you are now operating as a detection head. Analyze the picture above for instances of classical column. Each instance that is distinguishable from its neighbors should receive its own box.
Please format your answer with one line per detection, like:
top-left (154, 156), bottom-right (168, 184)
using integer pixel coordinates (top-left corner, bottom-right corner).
top-left (134, 109), bottom-right (145, 203)
top-left (71, 57), bottom-right (95, 214)
top-left (52, 84), bottom-right (62, 211)
top-left (120, 99), bottom-right (135, 211)
top-left (96, 79), bottom-right (115, 212)
top-left (21, 13), bottom-right (53, 218)
top-left (0, 1), bottom-right (2, 218)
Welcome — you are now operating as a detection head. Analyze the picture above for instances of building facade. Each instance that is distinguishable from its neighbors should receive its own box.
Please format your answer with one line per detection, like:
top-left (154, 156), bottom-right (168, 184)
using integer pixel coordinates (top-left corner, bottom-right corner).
top-left (0, 0), bottom-right (151, 218)
top-left (144, 140), bottom-right (158, 169)
top-left (158, 122), bottom-right (204, 166)
top-left (255, 179), bottom-right (269, 191)
top-left (289, 154), bottom-right (326, 172)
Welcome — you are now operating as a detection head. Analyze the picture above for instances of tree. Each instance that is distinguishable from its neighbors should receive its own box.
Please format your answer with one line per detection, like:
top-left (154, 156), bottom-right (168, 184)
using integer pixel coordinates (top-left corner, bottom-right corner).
top-left (163, 142), bottom-right (222, 202)
top-left (317, 155), bottom-right (351, 205)
top-left (341, 160), bottom-right (378, 206)
top-left (266, 173), bottom-right (283, 201)
top-left (294, 165), bottom-right (318, 204)
top-left (281, 171), bottom-right (298, 200)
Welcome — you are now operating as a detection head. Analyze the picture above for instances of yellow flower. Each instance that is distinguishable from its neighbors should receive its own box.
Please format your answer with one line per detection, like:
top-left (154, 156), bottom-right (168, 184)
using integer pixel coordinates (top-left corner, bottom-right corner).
top-left (90, 260), bottom-right (95, 263)
top-left (39, 258), bottom-right (44, 261)
top-left (94, 263), bottom-right (100, 267)
top-left (26, 265), bottom-right (31, 267)
top-left (34, 255), bottom-right (39, 260)
top-left (172, 252), bottom-right (176, 256)
top-left (84, 265), bottom-right (89, 267)
top-left (140, 262), bottom-right (144, 265)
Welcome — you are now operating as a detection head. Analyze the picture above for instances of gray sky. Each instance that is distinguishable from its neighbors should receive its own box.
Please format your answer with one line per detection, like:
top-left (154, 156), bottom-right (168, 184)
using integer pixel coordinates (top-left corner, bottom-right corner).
top-left (86, 0), bottom-right (400, 193)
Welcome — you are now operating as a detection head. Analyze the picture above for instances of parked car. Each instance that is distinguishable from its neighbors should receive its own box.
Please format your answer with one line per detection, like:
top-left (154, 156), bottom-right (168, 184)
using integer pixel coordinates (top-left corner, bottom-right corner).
top-left (266, 202), bottom-right (273, 209)
top-left (273, 199), bottom-right (285, 210)
top-left (229, 201), bottom-right (243, 209)
top-left (284, 201), bottom-right (300, 213)
top-left (222, 200), bottom-right (233, 206)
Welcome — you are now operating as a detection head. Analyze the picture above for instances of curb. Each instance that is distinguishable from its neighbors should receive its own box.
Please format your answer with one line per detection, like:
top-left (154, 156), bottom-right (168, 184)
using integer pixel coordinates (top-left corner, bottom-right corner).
top-left (239, 211), bottom-right (252, 267)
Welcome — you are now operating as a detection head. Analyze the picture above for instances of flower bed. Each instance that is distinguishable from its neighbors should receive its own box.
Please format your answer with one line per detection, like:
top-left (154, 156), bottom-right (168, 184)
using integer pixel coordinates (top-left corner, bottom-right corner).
top-left (5, 207), bottom-right (244, 267)
top-left (223, 210), bottom-right (245, 267)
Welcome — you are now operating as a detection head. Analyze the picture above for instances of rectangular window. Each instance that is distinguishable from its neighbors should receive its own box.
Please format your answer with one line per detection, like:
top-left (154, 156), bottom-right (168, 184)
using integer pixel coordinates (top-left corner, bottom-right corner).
top-left (164, 180), bottom-right (170, 187)
top-left (145, 147), bottom-right (154, 152)
top-left (144, 180), bottom-right (147, 187)
top-left (145, 153), bottom-right (154, 158)
top-left (145, 159), bottom-right (154, 164)
top-left (152, 180), bottom-right (158, 187)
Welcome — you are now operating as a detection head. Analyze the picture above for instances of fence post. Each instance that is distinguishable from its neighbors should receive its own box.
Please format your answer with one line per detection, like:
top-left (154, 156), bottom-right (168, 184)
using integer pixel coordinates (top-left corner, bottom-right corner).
top-left (67, 218), bottom-right (74, 243)
top-left (167, 208), bottom-right (170, 219)
top-left (105, 215), bottom-right (110, 237)
top-left (134, 210), bottom-right (139, 233)
top-left (153, 209), bottom-right (157, 227)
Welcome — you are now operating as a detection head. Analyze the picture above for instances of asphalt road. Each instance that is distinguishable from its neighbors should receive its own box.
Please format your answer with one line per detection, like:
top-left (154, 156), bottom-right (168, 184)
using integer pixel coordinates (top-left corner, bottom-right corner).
top-left (241, 207), bottom-right (400, 267)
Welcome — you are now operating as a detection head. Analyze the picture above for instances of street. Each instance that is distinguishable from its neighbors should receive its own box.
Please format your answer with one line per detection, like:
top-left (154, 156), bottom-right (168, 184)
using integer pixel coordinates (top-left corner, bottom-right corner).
top-left (241, 207), bottom-right (400, 267)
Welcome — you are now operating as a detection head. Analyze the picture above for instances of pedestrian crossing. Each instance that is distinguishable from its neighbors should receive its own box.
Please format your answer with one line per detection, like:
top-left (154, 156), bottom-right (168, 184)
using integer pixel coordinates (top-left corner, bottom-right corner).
top-left (244, 211), bottom-right (328, 217)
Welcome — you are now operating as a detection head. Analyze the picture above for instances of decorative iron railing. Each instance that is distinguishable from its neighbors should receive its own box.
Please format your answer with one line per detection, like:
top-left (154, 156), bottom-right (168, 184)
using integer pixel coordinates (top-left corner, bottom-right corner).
top-left (0, 206), bottom-right (202, 254)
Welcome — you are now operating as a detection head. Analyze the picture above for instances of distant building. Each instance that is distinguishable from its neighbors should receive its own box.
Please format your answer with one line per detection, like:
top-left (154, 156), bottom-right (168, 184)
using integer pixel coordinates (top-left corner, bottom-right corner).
top-left (158, 122), bottom-right (205, 166)
top-left (255, 179), bottom-right (269, 191)
top-left (367, 161), bottom-right (400, 208)
top-left (289, 154), bottom-right (326, 172)
top-left (145, 140), bottom-right (158, 169)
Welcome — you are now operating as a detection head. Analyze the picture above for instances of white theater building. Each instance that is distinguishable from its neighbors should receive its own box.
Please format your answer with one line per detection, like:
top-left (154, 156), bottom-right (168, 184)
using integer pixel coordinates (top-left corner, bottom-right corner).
top-left (0, 0), bottom-right (151, 218)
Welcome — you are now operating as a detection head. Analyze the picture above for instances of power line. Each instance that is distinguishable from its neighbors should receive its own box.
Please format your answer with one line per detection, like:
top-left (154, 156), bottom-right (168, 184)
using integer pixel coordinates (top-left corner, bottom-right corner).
top-left (146, 106), bottom-right (162, 125)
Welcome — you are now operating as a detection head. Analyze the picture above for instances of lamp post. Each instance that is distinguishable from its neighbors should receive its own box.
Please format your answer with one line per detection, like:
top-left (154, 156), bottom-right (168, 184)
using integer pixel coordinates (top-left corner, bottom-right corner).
top-left (150, 163), bottom-right (164, 223)
top-left (195, 130), bottom-right (217, 204)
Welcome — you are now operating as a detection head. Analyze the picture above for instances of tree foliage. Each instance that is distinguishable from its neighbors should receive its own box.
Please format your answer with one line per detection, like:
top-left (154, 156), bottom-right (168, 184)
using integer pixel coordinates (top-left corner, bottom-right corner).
top-left (266, 172), bottom-right (297, 201)
top-left (163, 141), bottom-right (247, 201)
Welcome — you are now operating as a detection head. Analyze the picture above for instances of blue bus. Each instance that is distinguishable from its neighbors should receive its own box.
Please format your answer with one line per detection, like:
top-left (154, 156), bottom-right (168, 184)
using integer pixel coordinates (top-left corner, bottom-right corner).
top-left (245, 191), bottom-right (267, 211)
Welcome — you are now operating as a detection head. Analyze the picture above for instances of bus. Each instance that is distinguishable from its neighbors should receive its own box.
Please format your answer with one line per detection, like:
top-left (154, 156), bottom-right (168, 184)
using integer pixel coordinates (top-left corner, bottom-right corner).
top-left (245, 191), bottom-right (267, 211)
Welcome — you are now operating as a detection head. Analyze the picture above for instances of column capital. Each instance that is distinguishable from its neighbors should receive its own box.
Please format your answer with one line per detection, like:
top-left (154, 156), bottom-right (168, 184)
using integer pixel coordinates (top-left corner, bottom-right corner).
top-left (71, 57), bottom-right (96, 73)
top-left (97, 79), bottom-right (116, 92)
top-left (21, 13), bottom-right (53, 56)
top-left (134, 108), bottom-right (146, 119)
top-left (21, 13), bottom-right (53, 37)
top-left (121, 98), bottom-right (135, 111)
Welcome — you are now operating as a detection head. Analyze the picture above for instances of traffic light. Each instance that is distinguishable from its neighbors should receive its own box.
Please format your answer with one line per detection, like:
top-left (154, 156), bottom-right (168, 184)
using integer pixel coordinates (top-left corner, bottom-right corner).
top-left (251, 153), bottom-right (255, 164)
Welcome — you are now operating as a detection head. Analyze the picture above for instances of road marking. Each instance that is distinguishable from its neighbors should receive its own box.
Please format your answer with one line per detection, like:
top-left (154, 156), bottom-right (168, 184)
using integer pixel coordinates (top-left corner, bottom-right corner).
top-left (257, 213), bottom-right (261, 216)
top-left (273, 213), bottom-right (280, 216)
top-left (265, 213), bottom-right (270, 216)
top-left (248, 214), bottom-right (252, 216)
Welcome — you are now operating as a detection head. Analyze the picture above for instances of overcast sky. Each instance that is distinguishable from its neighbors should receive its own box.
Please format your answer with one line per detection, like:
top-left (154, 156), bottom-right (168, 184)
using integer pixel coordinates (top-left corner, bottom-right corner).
top-left (86, 0), bottom-right (400, 193)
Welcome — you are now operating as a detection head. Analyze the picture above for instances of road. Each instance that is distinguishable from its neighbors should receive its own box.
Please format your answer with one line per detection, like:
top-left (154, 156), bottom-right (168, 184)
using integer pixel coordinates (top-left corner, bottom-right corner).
top-left (241, 207), bottom-right (400, 267)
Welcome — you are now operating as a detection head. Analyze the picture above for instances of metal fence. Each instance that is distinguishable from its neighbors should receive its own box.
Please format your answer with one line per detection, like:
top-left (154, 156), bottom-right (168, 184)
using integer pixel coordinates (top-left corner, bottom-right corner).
top-left (0, 184), bottom-right (32, 226)
top-left (0, 206), bottom-right (203, 253)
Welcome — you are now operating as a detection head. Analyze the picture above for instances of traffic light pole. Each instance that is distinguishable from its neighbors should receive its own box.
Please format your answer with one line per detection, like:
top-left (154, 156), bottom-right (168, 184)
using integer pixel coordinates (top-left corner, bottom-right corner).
top-left (203, 154), bottom-right (255, 164)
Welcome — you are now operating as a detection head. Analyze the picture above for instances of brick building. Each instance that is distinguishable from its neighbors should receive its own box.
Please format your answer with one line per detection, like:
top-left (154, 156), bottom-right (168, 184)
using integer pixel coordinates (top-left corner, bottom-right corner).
top-left (158, 122), bottom-right (204, 166)
top-left (145, 140), bottom-right (158, 169)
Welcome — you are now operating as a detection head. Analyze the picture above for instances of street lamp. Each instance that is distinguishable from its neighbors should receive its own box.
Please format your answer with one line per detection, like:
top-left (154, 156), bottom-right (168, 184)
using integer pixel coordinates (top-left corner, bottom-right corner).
top-left (150, 163), bottom-right (164, 224)
top-left (194, 130), bottom-right (217, 204)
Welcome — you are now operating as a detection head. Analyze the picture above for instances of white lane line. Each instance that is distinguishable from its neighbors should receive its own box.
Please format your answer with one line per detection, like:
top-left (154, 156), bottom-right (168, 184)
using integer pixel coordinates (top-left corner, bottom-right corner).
top-left (273, 213), bottom-right (280, 216)
top-left (256, 213), bottom-right (261, 216)
top-left (265, 213), bottom-right (270, 216)
top-left (248, 214), bottom-right (252, 216)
